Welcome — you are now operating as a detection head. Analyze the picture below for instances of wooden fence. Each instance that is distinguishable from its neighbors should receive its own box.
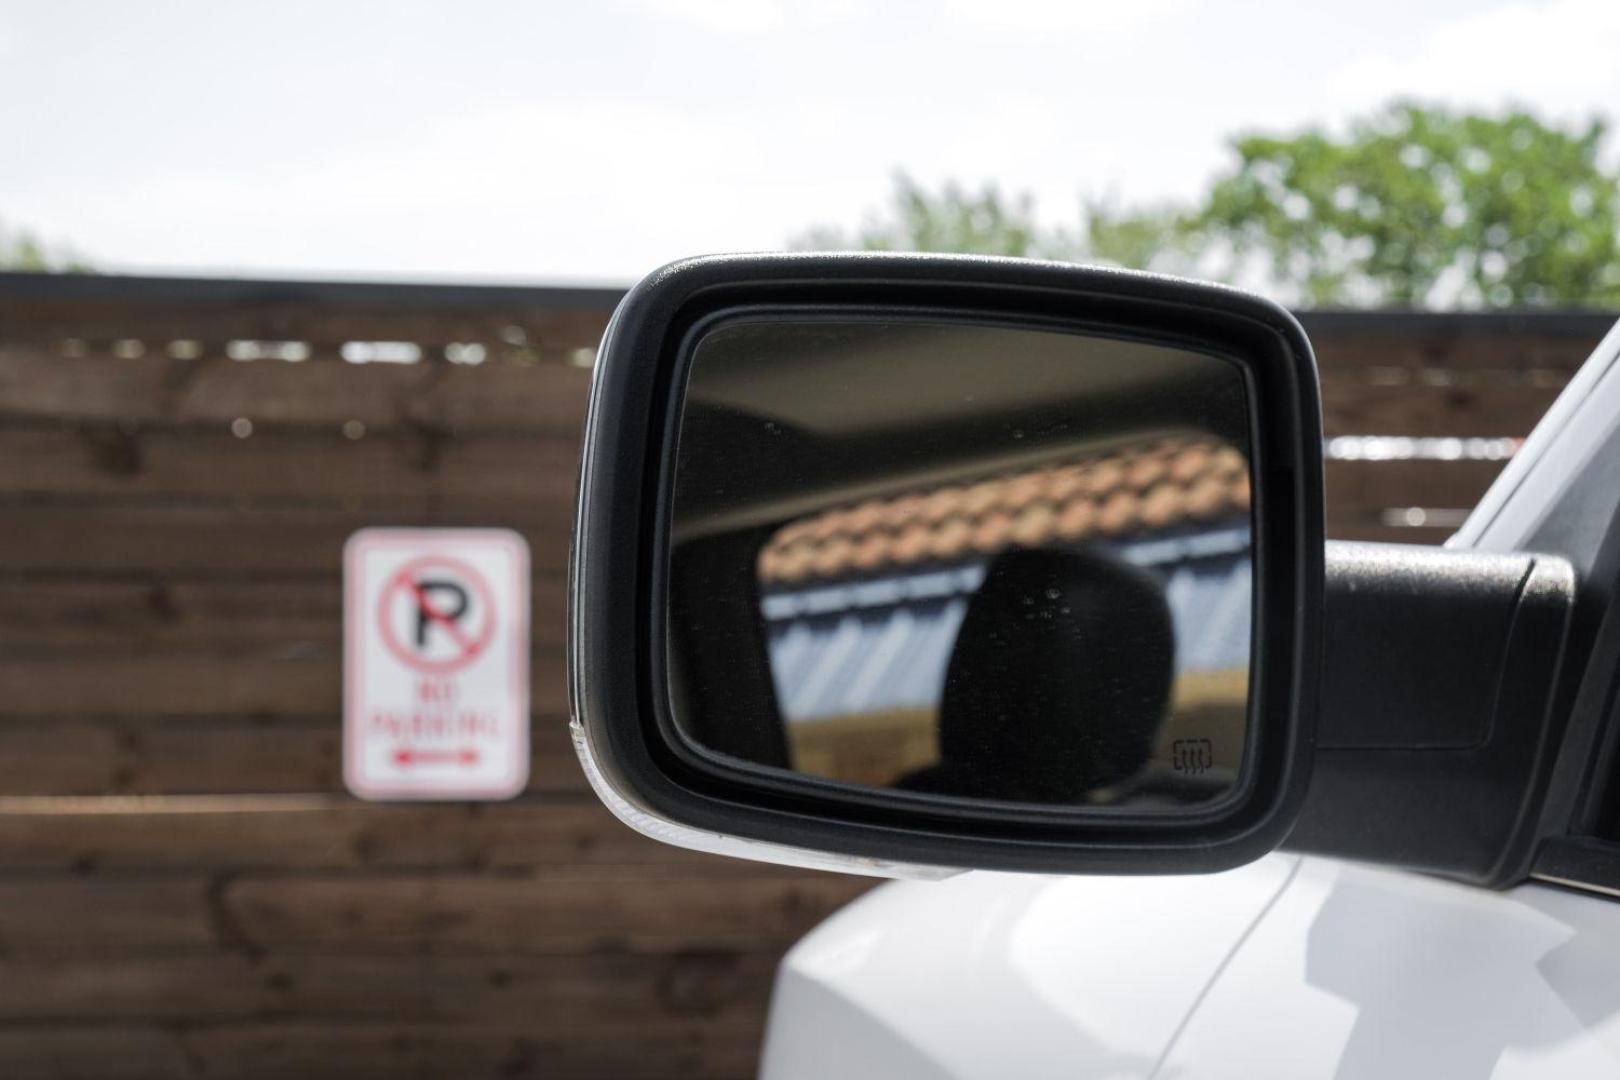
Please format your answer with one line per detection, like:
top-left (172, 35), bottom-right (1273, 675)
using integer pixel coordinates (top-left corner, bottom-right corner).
top-left (0, 271), bottom-right (1610, 1078)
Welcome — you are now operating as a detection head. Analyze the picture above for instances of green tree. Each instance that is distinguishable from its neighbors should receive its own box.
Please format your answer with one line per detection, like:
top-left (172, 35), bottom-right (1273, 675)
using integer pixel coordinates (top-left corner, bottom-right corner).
top-left (0, 219), bottom-right (91, 272)
top-left (1063, 197), bottom-right (1195, 277)
top-left (795, 173), bottom-right (1050, 258)
top-left (798, 103), bottom-right (1620, 309)
top-left (1194, 103), bottom-right (1620, 307)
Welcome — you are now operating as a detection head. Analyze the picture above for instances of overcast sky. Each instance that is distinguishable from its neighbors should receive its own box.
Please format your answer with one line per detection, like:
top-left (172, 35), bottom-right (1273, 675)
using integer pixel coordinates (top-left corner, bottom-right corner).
top-left (4, 0), bottom-right (1618, 285)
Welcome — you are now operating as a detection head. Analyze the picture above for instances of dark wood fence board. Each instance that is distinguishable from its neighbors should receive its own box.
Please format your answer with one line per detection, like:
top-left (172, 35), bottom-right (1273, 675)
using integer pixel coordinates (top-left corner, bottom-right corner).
top-left (0, 347), bottom-right (593, 431)
top-left (1323, 519), bottom-right (1458, 545)
top-left (1319, 378), bottom-right (1563, 436)
top-left (0, 868), bottom-right (867, 959)
top-left (1307, 328), bottom-right (1601, 374)
top-left (0, 652), bottom-right (569, 717)
top-left (0, 577), bottom-right (568, 652)
top-left (0, 950), bottom-right (779, 1027)
top-left (0, 426), bottom-right (581, 503)
top-left (0, 799), bottom-right (773, 872)
top-left (0, 1023), bottom-right (757, 1080)
top-left (223, 870), bottom-right (870, 956)
top-left (175, 1022), bottom-right (760, 1080)
top-left (1325, 459), bottom-right (1510, 523)
top-left (0, 715), bottom-right (585, 797)
top-left (0, 1029), bottom-right (189, 1080)
top-left (0, 286), bottom-right (618, 353)
top-left (0, 503), bottom-right (571, 574)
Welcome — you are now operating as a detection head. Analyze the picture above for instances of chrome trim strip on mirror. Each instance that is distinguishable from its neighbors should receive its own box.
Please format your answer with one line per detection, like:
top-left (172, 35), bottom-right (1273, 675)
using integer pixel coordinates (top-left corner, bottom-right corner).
top-left (568, 720), bottom-right (962, 881)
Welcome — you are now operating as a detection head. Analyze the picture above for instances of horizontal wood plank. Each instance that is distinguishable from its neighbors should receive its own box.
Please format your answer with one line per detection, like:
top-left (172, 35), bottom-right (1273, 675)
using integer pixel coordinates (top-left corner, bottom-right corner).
top-left (0, 294), bottom-right (615, 352)
top-left (226, 870), bottom-right (868, 956)
top-left (0, 868), bottom-right (868, 958)
top-left (181, 1022), bottom-right (758, 1080)
top-left (0, 576), bottom-right (567, 652)
top-left (0, 503), bottom-right (570, 574)
top-left (0, 950), bottom-right (777, 1028)
top-left (0, 425), bottom-right (581, 503)
top-left (1325, 458), bottom-right (1507, 517)
top-left (0, 872), bottom-right (867, 962)
top-left (0, 347), bottom-right (592, 432)
top-left (1320, 378), bottom-right (1559, 437)
top-left (0, 1027), bottom-right (188, 1080)
top-left (0, 653), bottom-right (568, 717)
top-left (0, 799), bottom-right (733, 872)
top-left (1310, 331), bottom-right (1598, 376)
top-left (1, 341), bottom-right (1576, 442)
top-left (0, 715), bottom-right (583, 796)
top-left (0, 1023), bottom-right (758, 1080)
top-left (1324, 518), bottom-right (1459, 545)
top-left (0, 877), bottom-right (214, 956)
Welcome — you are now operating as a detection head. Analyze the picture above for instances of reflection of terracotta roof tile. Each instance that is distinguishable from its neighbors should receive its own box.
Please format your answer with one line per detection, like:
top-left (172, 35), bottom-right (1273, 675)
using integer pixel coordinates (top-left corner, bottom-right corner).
top-left (758, 435), bottom-right (1250, 585)
top-left (1097, 489), bottom-right (1139, 535)
top-left (1002, 473), bottom-right (1047, 509)
top-left (1212, 445), bottom-right (1247, 478)
top-left (810, 536), bottom-right (854, 578)
top-left (1127, 454), bottom-right (1167, 491)
top-left (880, 493), bottom-right (927, 529)
top-left (770, 518), bottom-right (816, 547)
top-left (1184, 476), bottom-right (1229, 519)
top-left (929, 518), bottom-right (974, 561)
top-left (1047, 465), bottom-right (1088, 503)
top-left (844, 500), bottom-right (887, 534)
top-left (890, 521), bottom-right (934, 564)
top-left (973, 510), bottom-right (1014, 553)
top-left (1169, 442), bottom-right (1212, 483)
top-left (1139, 484), bottom-right (1182, 530)
top-left (762, 544), bottom-right (811, 584)
top-left (1055, 498), bottom-right (1097, 541)
top-left (1082, 460), bottom-right (1125, 497)
top-left (1011, 502), bottom-right (1055, 548)
top-left (920, 488), bottom-right (963, 524)
top-left (803, 508), bottom-right (849, 542)
top-left (962, 481), bottom-right (1001, 517)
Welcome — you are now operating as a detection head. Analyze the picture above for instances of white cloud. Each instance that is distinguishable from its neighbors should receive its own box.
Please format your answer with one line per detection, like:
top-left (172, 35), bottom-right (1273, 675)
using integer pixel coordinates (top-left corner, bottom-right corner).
top-left (941, 0), bottom-right (1191, 32)
top-left (622, 0), bottom-right (860, 34)
top-left (66, 97), bottom-right (873, 279)
top-left (65, 84), bottom-right (1099, 281)
top-left (635, 0), bottom-right (1189, 36)
top-left (640, 0), bottom-right (786, 33)
top-left (1331, 0), bottom-right (1620, 117)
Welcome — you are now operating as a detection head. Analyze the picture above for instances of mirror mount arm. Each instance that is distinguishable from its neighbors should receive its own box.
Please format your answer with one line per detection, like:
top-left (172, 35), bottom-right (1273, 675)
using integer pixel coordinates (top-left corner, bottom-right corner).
top-left (1286, 540), bottom-right (1577, 887)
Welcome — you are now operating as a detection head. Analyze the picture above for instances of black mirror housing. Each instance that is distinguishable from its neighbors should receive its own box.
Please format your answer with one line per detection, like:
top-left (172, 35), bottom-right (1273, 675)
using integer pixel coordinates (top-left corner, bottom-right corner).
top-left (569, 253), bottom-right (1324, 876)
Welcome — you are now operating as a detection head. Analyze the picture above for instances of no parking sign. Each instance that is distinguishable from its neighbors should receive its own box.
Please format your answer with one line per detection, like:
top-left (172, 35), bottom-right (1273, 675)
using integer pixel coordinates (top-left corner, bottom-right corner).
top-left (344, 528), bottom-right (530, 800)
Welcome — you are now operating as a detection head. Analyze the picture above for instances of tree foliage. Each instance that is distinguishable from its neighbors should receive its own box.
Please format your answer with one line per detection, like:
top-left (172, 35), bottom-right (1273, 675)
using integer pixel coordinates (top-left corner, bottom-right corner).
top-left (1195, 103), bottom-right (1620, 307)
top-left (798, 103), bottom-right (1620, 308)
top-left (0, 220), bottom-right (91, 272)
top-left (798, 174), bottom-right (1049, 258)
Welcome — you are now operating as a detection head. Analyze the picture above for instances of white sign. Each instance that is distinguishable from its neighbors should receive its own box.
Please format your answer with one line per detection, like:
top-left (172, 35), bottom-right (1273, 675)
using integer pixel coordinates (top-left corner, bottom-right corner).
top-left (344, 528), bottom-right (530, 800)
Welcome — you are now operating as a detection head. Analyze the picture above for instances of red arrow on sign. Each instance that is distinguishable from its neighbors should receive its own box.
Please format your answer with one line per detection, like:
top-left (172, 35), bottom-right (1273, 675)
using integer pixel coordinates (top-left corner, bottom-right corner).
top-left (393, 746), bottom-right (481, 767)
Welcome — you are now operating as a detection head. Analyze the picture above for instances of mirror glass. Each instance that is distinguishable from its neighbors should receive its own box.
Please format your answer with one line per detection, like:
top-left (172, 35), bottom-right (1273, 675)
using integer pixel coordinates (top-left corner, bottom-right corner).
top-left (666, 317), bottom-right (1254, 810)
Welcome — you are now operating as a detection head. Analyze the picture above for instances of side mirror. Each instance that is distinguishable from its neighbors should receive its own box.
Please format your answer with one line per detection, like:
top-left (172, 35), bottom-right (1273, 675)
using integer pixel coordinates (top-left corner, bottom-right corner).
top-left (570, 254), bottom-right (1323, 876)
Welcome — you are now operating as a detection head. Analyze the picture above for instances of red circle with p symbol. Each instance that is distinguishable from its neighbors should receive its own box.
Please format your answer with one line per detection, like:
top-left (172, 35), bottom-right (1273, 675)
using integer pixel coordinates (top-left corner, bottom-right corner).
top-left (377, 554), bottom-right (499, 675)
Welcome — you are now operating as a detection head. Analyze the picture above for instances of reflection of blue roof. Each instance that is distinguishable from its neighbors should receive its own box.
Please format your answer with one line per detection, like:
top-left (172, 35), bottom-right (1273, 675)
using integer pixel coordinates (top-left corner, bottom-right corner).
top-left (761, 524), bottom-right (1251, 722)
